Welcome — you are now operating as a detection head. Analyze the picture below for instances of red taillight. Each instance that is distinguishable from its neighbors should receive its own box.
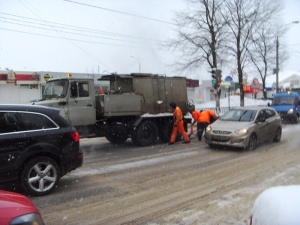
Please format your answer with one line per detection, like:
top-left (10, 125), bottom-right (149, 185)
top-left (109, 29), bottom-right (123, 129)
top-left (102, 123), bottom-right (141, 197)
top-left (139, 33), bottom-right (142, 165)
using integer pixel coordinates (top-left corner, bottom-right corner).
top-left (70, 131), bottom-right (80, 142)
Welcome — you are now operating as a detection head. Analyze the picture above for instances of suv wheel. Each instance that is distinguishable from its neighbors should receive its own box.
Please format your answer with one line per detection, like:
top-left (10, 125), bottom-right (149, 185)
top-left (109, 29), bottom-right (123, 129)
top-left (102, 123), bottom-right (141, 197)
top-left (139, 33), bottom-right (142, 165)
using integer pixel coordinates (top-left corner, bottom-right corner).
top-left (21, 157), bottom-right (60, 196)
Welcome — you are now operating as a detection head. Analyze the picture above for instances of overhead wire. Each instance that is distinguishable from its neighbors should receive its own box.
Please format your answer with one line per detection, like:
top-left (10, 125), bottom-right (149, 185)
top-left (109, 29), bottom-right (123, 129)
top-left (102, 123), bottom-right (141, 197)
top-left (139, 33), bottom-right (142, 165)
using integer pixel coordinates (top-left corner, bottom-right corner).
top-left (63, 0), bottom-right (178, 26)
top-left (0, 18), bottom-right (163, 46)
top-left (11, 0), bottom-right (110, 70)
top-left (0, 12), bottom-right (163, 42)
top-left (0, 0), bottom-right (181, 71)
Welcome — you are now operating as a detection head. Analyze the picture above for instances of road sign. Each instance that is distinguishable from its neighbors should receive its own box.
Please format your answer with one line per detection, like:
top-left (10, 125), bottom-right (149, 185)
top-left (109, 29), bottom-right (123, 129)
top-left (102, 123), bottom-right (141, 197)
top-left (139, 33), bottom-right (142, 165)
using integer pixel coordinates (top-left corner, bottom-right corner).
top-left (44, 74), bottom-right (50, 81)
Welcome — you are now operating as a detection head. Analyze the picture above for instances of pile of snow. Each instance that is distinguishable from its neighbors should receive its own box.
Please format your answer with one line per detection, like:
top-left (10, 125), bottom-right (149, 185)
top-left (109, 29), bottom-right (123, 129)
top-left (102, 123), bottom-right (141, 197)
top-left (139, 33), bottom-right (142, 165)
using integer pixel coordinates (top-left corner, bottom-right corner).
top-left (251, 185), bottom-right (300, 225)
top-left (195, 95), bottom-right (271, 109)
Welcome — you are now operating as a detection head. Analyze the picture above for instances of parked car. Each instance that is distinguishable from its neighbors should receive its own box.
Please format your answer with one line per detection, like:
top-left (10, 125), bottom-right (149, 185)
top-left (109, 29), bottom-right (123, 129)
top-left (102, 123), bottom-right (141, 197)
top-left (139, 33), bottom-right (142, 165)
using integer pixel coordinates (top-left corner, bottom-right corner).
top-left (250, 185), bottom-right (300, 225)
top-left (0, 104), bottom-right (83, 196)
top-left (0, 189), bottom-right (45, 225)
top-left (204, 106), bottom-right (282, 150)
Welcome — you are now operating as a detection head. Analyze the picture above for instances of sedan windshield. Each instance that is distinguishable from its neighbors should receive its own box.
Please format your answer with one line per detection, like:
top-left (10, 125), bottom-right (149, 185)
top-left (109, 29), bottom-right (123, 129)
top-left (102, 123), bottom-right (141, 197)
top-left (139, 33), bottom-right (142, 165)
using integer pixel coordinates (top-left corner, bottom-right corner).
top-left (220, 109), bottom-right (257, 122)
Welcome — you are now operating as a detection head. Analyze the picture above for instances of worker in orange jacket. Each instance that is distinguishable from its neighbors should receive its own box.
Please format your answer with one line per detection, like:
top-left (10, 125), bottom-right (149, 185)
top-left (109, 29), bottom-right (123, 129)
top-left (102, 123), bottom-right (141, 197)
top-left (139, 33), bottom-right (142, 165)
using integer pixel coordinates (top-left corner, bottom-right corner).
top-left (169, 102), bottom-right (190, 145)
top-left (191, 109), bottom-right (218, 141)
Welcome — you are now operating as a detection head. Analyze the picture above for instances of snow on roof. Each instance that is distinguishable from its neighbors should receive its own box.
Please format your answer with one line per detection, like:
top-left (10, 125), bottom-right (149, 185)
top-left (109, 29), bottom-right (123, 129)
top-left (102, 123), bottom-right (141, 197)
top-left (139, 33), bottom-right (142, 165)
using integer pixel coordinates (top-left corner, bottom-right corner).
top-left (265, 70), bottom-right (300, 87)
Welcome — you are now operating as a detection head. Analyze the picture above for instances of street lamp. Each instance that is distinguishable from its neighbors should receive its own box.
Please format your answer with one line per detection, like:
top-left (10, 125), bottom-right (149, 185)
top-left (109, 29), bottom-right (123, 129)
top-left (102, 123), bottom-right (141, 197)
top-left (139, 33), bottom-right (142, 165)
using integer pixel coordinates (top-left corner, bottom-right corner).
top-left (276, 20), bottom-right (299, 93)
top-left (130, 56), bottom-right (141, 73)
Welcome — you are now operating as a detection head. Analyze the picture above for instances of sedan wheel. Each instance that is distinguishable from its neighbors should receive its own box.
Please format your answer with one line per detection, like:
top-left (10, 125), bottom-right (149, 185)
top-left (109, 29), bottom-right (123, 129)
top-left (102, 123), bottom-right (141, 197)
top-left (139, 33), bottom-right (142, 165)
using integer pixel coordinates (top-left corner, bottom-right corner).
top-left (247, 134), bottom-right (257, 151)
top-left (21, 156), bottom-right (60, 196)
top-left (273, 128), bottom-right (282, 142)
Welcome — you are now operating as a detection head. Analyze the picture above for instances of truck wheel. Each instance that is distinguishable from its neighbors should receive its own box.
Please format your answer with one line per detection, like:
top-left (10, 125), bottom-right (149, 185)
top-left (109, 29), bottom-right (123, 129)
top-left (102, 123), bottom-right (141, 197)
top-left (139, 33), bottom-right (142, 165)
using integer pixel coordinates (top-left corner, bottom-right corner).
top-left (158, 121), bottom-right (173, 142)
top-left (292, 115), bottom-right (298, 124)
top-left (20, 156), bottom-right (60, 196)
top-left (158, 121), bottom-right (182, 142)
top-left (131, 120), bottom-right (158, 146)
top-left (105, 124), bottom-right (128, 144)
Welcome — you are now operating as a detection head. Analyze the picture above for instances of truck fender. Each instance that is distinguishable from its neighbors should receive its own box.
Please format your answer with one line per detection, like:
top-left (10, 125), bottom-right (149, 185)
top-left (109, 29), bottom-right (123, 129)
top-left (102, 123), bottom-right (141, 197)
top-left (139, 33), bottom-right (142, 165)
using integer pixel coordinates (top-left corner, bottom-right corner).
top-left (132, 117), bottom-right (144, 127)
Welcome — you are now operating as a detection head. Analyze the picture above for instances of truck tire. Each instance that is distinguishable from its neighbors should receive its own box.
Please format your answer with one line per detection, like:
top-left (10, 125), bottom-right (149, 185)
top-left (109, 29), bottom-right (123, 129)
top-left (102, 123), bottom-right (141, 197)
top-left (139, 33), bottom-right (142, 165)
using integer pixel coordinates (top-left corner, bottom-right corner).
top-left (105, 124), bottom-right (128, 144)
top-left (20, 156), bottom-right (60, 196)
top-left (158, 121), bottom-right (173, 142)
top-left (158, 121), bottom-right (182, 143)
top-left (131, 120), bottom-right (158, 146)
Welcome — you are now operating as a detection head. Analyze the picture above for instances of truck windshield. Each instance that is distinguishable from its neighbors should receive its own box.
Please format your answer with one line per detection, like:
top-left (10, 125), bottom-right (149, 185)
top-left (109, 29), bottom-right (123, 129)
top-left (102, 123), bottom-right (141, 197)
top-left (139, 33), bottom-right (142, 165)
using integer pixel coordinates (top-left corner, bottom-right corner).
top-left (272, 96), bottom-right (295, 105)
top-left (43, 80), bottom-right (69, 99)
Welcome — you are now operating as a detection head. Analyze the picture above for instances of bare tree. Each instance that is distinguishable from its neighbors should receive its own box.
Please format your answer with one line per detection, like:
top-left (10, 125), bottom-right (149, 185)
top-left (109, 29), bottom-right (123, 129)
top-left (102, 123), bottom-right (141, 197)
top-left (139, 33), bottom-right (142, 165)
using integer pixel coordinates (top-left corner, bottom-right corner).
top-left (166, 0), bottom-right (227, 108)
top-left (246, 0), bottom-right (285, 99)
top-left (222, 0), bottom-right (262, 106)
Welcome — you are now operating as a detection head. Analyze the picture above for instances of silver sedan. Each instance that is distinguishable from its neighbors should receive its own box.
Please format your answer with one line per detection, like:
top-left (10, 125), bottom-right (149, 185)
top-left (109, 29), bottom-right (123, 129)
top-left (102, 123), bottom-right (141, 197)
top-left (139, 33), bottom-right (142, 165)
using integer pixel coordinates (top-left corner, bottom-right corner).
top-left (204, 106), bottom-right (282, 150)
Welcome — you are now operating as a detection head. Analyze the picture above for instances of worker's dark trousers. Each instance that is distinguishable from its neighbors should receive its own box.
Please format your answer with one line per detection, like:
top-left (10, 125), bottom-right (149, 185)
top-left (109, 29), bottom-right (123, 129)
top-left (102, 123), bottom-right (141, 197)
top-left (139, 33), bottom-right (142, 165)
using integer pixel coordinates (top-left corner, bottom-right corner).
top-left (197, 122), bottom-right (209, 141)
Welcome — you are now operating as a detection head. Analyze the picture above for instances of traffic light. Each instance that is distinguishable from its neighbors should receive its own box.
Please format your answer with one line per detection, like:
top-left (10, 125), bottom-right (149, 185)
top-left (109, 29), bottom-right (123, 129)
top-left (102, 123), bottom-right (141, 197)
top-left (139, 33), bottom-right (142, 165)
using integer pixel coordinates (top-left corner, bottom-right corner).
top-left (217, 77), bottom-right (221, 86)
top-left (215, 69), bottom-right (222, 87)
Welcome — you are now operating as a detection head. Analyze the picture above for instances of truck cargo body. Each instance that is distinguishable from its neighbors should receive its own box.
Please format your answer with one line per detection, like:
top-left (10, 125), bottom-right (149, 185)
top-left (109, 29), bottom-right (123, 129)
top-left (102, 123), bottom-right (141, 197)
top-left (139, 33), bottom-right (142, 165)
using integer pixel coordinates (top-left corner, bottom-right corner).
top-left (33, 73), bottom-right (194, 146)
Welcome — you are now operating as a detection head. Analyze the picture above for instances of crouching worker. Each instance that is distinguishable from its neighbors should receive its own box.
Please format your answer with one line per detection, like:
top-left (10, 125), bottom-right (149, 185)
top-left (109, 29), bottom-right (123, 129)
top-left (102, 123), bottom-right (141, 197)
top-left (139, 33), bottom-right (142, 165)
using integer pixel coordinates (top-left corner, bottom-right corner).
top-left (169, 102), bottom-right (190, 145)
top-left (197, 109), bottom-right (218, 141)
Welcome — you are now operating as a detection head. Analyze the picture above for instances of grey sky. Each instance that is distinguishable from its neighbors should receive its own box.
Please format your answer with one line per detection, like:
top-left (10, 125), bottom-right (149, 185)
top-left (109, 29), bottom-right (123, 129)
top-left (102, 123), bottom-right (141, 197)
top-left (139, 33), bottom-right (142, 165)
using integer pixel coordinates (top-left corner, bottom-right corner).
top-left (0, 0), bottom-right (299, 81)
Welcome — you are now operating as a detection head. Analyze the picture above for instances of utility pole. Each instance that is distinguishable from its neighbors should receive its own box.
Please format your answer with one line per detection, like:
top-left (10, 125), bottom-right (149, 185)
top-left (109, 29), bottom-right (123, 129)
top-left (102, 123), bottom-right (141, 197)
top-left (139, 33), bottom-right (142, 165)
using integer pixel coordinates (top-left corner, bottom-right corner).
top-left (275, 20), bottom-right (298, 93)
top-left (276, 36), bottom-right (279, 93)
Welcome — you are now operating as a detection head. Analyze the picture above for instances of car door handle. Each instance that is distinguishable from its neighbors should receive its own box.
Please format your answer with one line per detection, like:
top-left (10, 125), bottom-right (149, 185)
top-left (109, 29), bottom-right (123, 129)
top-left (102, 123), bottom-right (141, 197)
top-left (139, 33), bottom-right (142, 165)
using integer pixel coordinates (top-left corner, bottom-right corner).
top-left (87, 104), bottom-right (92, 107)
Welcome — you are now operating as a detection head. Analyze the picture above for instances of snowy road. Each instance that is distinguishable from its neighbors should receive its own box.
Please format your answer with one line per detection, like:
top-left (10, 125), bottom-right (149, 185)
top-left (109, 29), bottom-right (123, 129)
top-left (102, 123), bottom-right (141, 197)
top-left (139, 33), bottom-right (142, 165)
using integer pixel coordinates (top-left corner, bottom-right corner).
top-left (31, 123), bottom-right (300, 225)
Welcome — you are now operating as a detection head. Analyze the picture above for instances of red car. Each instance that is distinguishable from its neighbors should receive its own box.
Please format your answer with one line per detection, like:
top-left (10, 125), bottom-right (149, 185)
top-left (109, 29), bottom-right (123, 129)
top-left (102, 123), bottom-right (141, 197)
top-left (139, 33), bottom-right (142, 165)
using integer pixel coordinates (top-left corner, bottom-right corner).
top-left (0, 190), bottom-right (44, 225)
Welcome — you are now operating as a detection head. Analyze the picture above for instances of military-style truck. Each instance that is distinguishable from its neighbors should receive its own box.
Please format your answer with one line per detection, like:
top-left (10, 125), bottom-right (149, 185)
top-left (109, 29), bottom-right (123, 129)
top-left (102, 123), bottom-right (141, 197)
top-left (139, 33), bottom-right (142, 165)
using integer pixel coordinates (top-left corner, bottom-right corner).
top-left (33, 73), bottom-right (194, 146)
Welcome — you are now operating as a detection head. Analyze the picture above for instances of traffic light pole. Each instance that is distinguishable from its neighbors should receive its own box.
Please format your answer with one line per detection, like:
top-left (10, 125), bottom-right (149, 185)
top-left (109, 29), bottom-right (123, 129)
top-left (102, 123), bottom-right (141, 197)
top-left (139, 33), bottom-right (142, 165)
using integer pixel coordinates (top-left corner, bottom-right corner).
top-left (211, 69), bottom-right (221, 113)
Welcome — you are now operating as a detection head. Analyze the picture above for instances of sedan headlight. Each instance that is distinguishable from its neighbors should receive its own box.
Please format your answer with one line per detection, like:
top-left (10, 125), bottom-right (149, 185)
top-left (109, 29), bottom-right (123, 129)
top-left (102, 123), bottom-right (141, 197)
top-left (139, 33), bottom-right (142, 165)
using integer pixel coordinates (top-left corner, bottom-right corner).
top-left (288, 108), bottom-right (294, 114)
top-left (206, 125), bottom-right (212, 132)
top-left (10, 213), bottom-right (45, 225)
top-left (235, 128), bottom-right (247, 135)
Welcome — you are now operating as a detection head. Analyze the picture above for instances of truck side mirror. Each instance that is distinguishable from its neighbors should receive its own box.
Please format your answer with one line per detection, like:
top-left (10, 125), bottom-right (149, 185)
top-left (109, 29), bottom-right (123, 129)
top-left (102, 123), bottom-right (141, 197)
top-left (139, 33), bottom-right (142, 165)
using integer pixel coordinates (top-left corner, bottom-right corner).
top-left (267, 102), bottom-right (270, 106)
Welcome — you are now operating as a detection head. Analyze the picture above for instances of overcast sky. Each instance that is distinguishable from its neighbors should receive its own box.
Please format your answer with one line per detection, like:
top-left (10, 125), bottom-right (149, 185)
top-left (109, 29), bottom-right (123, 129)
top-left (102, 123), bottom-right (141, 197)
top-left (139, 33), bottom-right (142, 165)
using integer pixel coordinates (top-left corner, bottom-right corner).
top-left (0, 0), bottom-right (299, 81)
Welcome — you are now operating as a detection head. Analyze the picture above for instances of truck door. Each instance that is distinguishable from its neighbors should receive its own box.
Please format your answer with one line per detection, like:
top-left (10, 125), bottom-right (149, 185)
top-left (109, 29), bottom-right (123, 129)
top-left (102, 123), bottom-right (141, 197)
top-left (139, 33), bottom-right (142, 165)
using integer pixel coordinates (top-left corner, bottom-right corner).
top-left (67, 81), bottom-right (96, 126)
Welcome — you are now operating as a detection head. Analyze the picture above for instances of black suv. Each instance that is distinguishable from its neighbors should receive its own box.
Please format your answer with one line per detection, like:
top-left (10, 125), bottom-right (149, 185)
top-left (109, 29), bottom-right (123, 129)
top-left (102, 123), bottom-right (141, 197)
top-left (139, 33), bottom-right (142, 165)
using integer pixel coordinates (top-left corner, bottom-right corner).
top-left (0, 104), bottom-right (83, 196)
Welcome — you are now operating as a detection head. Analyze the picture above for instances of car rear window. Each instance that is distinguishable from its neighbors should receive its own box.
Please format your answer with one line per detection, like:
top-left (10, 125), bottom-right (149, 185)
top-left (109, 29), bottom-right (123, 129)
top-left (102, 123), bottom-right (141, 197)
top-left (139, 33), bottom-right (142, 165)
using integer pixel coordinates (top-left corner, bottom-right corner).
top-left (0, 111), bottom-right (58, 134)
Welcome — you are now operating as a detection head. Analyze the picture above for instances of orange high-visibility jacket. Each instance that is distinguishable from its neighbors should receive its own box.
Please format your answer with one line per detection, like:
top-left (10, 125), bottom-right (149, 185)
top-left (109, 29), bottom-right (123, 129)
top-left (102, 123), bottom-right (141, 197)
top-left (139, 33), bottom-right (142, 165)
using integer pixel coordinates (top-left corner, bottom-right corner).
top-left (191, 111), bottom-right (200, 122)
top-left (198, 110), bottom-right (216, 123)
top-left (173, 106), bottom-right (183, 125)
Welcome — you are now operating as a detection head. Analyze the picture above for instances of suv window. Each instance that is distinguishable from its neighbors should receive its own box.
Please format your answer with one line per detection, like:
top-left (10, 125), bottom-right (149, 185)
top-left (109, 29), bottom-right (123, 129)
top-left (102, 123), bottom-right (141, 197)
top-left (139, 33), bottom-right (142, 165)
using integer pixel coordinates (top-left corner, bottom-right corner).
top-left (0, 111), bottom-right (58, 134)
top-left (0, 112), bottom-right (22, 133)
top-left (21, 112), bottom-right (58, 130)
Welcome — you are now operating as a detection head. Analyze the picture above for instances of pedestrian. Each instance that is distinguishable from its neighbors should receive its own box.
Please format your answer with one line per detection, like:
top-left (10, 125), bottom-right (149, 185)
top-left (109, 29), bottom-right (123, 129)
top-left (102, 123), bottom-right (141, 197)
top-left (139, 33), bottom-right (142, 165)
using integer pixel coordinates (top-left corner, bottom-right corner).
top-left (169, 102), bottom-right (190, 145)
top-left (197, 109), bottom-right (218, 141)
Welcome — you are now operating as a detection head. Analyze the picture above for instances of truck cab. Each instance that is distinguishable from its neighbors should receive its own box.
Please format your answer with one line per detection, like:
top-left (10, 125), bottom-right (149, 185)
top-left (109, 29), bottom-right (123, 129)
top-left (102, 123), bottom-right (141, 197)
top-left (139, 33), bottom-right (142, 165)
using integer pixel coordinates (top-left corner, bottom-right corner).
top-left (269, 92), bottom-right (300, 123)
top-left (33, 77), bottom-right (97, 131)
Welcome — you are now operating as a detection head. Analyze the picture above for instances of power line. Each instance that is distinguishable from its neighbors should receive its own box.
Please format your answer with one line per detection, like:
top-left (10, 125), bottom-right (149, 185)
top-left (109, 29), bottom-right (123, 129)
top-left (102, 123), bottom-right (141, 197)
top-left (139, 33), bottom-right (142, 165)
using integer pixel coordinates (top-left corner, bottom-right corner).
top-left (0, 12), bottom-right (162, 42)
top-left (63, 0), bottom-right (178, 26)
top-left (0, 18), bottom-right (162, 46)
top-left (0, 27), bottom-right (157, 49)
